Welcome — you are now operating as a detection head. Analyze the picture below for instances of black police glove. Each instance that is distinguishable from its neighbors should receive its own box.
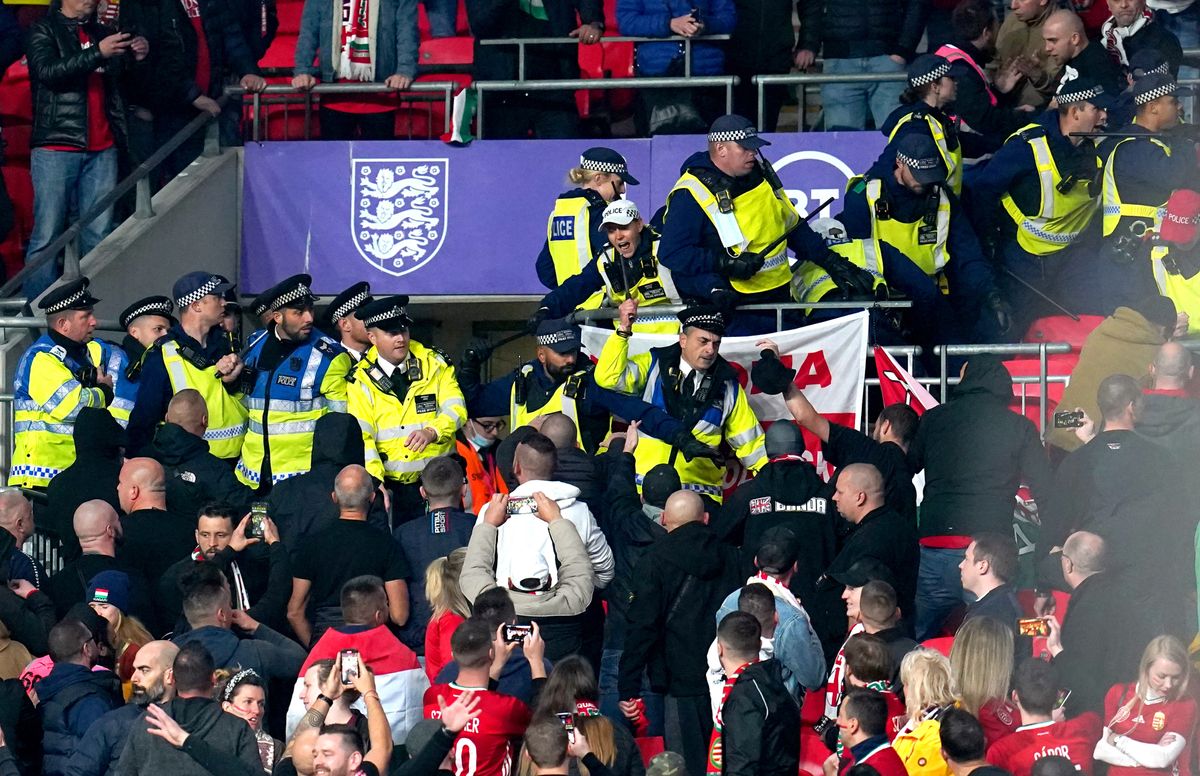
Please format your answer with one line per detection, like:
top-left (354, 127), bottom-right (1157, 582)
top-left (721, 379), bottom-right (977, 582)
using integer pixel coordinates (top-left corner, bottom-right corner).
top-left (526, 307), bottom-right (550, 334)
top-left (672, 428), bottom-right (723, 464)
top-left (816, 251), bottom-right (875, 298)
top-left (461, 339), bottom-right (493, 369)
top-left (718, 251), bottom-right (765, 281)
top-left (986, 291), bottom-right (1013, 336)
top-left (710, 287), bottom-right (739, 313)
top-left (751, 349), bottom-right (796, 395)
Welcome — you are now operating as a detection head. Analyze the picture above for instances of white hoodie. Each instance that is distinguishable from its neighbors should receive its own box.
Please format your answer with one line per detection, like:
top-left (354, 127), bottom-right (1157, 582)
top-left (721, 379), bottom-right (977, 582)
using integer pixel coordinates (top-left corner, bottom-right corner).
top-left (477, 479), bottom-right (615, 590)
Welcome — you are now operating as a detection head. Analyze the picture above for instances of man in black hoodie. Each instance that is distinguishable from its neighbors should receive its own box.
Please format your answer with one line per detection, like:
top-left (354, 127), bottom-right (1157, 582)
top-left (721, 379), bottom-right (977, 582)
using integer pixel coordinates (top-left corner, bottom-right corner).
top-left (147, 389), bottom-right (254, 521)
top-left (266, 412), bottom-right (390, 547)
top-left (906, 355), bottom-right (1051, 639)
top-left (113, 641), bottom-right (261, 775)
top-left (618, 489), bottom-right (739, 776)
top-left (44, 407), bottom-right (125, 562)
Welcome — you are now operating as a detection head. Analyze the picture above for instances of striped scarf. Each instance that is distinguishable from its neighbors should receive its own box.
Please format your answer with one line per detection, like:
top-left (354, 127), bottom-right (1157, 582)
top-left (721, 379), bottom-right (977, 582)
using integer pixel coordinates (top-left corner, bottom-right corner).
top-left (708, 661), bottom-right (756, 776)
top-left (338, 0), bottom-right (374, 80)
top-left (1103, 7), bottom-right (1155, 66)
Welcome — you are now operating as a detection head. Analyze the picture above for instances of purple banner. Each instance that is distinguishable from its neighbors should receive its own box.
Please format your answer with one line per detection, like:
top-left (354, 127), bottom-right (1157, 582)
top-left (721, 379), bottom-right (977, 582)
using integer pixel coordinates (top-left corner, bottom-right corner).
top-left (240, 132), bottom-right (886, 296)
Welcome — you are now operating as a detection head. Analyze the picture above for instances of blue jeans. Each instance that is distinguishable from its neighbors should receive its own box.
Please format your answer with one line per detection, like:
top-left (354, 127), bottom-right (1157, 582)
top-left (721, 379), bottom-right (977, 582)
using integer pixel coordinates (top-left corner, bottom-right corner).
top-left (25, 147), bottom-right (118, 299)
top-left (1157, 5), bottom-right (1199, 121)
top-left (423, 0), bottom-right (459, 37)
top-left (915, 546), bottom-right (968, 640)
top-left (821, 55), bottom-right (906, 130)
top-left (598, 648), bottom-right (665, 737)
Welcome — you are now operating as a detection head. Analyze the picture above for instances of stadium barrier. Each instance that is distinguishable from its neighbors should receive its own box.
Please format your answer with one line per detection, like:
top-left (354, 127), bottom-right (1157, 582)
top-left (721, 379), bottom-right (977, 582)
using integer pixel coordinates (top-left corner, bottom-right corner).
top-left (477, 34), bottom-right (732, 80)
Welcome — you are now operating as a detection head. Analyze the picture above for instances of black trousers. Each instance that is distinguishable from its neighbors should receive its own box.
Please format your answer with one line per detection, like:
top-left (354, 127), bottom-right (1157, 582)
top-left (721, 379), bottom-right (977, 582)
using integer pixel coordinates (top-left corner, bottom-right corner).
top-left (664, 693), bottom-right (713, 776)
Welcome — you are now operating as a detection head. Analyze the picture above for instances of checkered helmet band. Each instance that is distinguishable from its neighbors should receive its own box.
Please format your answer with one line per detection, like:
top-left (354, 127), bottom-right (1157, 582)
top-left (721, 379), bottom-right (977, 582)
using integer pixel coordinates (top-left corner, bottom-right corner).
top-left (177, 277), bottom-right (223, 307)
top-left (682, 313), bottom-right (724, 329)
top-left (331, 290), bottom-right (370, 322)
top-left (580, 157), bottom-right (627, 175)
top-left (896, 152), bottom-right (940, 170)
top-left (122, 300), bottom-right (174, 327)
top-left (709, 127), bottom-right (758, 143)
top-left (364, 305), bottom-right (408, 327)
top-left (536, 330), bottom-right (576, 346)
top-left (45, 288), bottom-right (87, 314)
top-left (910, 61), bottom-right (951, 87)
top-left (1136, 81), bottom-right (1177, 105)
top-left (269, 282), bottom-right (314, 312)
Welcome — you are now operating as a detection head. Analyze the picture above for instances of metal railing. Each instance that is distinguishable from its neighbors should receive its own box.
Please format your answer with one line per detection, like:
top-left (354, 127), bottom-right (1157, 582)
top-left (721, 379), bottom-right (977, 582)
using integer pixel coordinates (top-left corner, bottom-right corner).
top-left (473, 75), bottom-right (738, 137)
top-left (569, 300), bottom-right (913, 332)
top-left (0, 101), bottom-right (225, 299)
top-left (478, 34), bottom-right (731, 80)
top-left (227, 81), bottom-right (459, 142)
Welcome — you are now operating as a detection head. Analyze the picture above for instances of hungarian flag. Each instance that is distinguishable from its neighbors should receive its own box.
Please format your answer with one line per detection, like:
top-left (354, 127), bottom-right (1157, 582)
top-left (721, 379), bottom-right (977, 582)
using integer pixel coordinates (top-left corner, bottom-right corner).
top-left (873, 346), bottom-right (938, 414)
top-left (441, 86), bottom-right (476, 145)
top-left (285, 624), bottom-right (430, 743)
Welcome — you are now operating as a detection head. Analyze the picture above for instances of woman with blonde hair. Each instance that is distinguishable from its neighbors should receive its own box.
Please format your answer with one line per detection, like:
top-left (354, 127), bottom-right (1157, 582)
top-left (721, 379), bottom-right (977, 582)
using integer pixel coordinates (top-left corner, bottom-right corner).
top-left (893, 648), bottom-right (957, 776)
top-left (1095, 634), bottom-right (1196, 776)
top-left (535, 149), bottom-right (639, 290)
top-left (950, 616), bottom-right (1018, 746)
top-left (86, 571), bottom-right (151, 695)
top-left (424, 548), bottom-right (471, 682)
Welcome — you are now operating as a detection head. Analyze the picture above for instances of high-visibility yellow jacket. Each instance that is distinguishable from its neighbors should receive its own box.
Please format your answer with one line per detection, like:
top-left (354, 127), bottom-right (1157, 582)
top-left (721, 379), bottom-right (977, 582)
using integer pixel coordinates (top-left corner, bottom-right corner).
top-left (593, 333), bottom-right (765, 501)
top-left (1000, 124), bottom-right (1100, 256)
top-left (348, 341), bottom-right (466, 485)
top-left (159, 338), bottom-right (249, 460)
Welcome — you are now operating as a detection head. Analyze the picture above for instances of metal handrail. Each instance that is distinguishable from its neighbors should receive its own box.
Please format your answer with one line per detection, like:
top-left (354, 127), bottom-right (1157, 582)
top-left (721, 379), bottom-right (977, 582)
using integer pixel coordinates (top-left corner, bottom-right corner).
top-left (0, 98), bottom-right (226, 299)
top-left (753, 71), bottom-right (907, 130)
top-left (473, 75), bottom-right (739, 137)
top-left (0, 316), bottom-right (122, 331)
top-left (570, 300), bottom-right (913, 332)
top-left (226, 81), bottom-right (459, 142)
top-left (478, 34), bottom-right (731, 79)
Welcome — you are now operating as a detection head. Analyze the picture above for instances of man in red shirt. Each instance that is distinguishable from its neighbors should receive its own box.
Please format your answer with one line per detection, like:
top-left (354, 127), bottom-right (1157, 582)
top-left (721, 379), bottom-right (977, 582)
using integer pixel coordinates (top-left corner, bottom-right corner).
top-left (823, 689), bottom-right (910, 776)
top-left (424, 618), bottom-right (533, 776)
top-left (989, 659), bottom-right (1102, 776)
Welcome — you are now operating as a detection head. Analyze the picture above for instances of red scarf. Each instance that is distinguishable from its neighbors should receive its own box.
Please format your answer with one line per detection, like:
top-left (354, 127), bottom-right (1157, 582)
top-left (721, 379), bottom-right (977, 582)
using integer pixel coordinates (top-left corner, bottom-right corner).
top-left (708, 661), bottom-right (755, 776)
top-left (338, 0), bottom-right (372, 79)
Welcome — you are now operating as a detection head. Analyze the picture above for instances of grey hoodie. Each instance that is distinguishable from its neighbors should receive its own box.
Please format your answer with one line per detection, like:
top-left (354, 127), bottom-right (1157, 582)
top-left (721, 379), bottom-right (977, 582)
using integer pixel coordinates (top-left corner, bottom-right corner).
top-left (113, 696), bottom-right (261, 776)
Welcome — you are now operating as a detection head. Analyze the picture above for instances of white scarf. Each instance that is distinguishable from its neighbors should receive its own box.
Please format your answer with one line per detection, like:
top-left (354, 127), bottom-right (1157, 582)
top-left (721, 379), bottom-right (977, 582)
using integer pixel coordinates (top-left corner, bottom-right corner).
top-left (748, 572), bottom-right (805, 612)
top-left (1102, 8), bottom-right (1155, 66)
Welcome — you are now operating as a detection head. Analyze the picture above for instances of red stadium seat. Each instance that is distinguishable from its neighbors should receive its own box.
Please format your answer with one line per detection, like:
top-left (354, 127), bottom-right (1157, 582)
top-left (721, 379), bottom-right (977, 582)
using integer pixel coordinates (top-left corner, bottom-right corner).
top-left (921, 636), bottom-right (954, 656)
top-left (259, 32), bottom-right (299, 69)
top-left (394, 107), bottom-right (433, 139)
top-left (0, 60), bottom-right (31, 124)
top-left (3, 123), bottom-right (31, 165)
top-left (1022, 314), bottom-right (1105, 350)
top-left (0, 164), bottom-right (32, 281)
top-left (276, 0), bottom-right (304, 35)
top-left (635, 737), bottom-right (664, 765)
top-left (419, 36), bottom-right (474, 67)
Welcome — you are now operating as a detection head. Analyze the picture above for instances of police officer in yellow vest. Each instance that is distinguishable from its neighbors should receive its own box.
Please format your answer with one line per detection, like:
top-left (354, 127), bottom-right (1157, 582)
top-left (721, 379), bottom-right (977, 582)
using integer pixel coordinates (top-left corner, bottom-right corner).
top-left (657, 115), bottom-right (876, 328)
top-left (127, 272), bottom-right (248, 461)
top-left (1098, 74), bottom-right (1200, 315)
top-left (964, 67), bottom-right (1112, 332)
top-left (458, 317), bottom-right (717, 459)
top-left (236, 274), bottom-right (352, 490)
top-left (347, 295), bottom-right (465, 520)
top-left (881, 54), bottom-right (967, 195)
top-left (319, 281), bottom-right (374, 364)
top-left (840, 131), bottom-right (1011, 341)
top-left (594, 304), bottom-right (766, 504)
top-left (10, 278), bottom-right (132, 488)
top-left (1155, 190), bottom-right (1200, 333)
top-left (117, 296), bottom-right (174, 376)
top-left (536, 148), bottom-right (639, 290)
top-left (792, 217), bottom-right (888, 319)
top-left (532, 199), bottom-right (683, 335)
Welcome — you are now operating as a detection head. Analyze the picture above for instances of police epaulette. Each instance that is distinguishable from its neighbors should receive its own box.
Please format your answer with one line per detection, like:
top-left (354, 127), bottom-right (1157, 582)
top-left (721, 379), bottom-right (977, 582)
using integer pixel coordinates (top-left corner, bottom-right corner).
top-left (581, 189), bottom-right (607, 207)
top-left (689, 166), bottom-right (734, 195)
top-left (430, 345), bottom-right (451, 364)
top-left (1018, 126), bottom-right (1047, 142)
top-left (313, 338), bottom-right (340, 358)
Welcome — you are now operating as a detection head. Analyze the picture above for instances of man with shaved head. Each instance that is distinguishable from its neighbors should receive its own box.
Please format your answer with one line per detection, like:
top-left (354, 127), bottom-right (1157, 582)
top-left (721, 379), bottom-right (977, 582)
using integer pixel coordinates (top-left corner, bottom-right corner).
top-left (69, 640), bottom-right (179, 775)
top-left (115, 458), bottom-right (197, 583)
top-left (1042, 9), bottom-right (1125, 96)
top-left (808, 463), bottom-right (919, 655)
top-left (43, 406), bottom-right (126, 562)
top-left (44, 500), bottom-right (151, 621)
top-left (1139, 342), bottom-right (1200, 460)
top-left (289, 464), bottom-right (411, 645)
top-left (618, 487), bottom-right (740, 776)
top-left (0, 488), bottom-right (45, 587)
top-left (145, 389), bottom-right (253, 520)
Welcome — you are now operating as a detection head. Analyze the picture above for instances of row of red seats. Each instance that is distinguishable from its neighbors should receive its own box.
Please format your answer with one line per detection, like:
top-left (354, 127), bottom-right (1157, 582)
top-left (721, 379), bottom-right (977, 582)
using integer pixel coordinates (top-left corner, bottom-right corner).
top-left (0, 56), bottom-right (32, 280)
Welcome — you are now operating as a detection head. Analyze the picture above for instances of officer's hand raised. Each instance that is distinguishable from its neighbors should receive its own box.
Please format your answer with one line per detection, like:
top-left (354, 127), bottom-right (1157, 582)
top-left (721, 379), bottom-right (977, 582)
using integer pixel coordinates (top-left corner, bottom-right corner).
top-left (617, 298), bottom-right (638, 333)
top-left (461, 339), bottom-right (493, 368)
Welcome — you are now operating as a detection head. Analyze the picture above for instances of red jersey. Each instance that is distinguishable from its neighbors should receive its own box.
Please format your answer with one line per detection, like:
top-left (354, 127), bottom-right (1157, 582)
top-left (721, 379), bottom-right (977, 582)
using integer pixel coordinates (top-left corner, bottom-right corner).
top-left (978, 698), bottom-right (1021, 748)
top-left (840, 740), bottom-right (910, 776)
top-left (424, 683), bottom-right (531, 776)
top-left (1104, 684), bottom-right (1197, 776)
top-left (987, 715), bottom-right (1104, 776)
top-left (881, 689), bottom-right (906, 740)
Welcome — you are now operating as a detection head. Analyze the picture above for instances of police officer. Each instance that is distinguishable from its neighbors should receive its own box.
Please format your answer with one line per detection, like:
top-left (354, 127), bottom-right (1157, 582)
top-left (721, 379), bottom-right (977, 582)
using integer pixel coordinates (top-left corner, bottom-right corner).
top-left (1098, 74), bottom-right (1199, 310)
top-left (127, 273), bottom-right (247, 460)
top-left (965, 68), bottom-right (1112, 331)
top-left (594, 304), bottom-right (766, 503)
top-left (840, 132), bottom-right (1010, 342)
top-left (347, 295), bottom-right (465, 521)
top-left (10, 277), bottom-right (131, 488)
top-left (458, 318), bottom-right (714, 458)
top-left (881, 55), bottom-right (967, 194)
top-left (534, 199), bottom-right (683, 335)
top-left (791, 218), bottom-right (888, 321)
top-left (536, 148), bottom-right (639, 289)
top-left (657, 115), bottom-right (875, 324)
top-left (236, 274), bottom-right (352, 490)
top-left (1155, 189), bottom-right (1200, 333)
top-left (117, 296), bottom-right (175, 368)
top-left (320, 281), bottom-right (374, 363)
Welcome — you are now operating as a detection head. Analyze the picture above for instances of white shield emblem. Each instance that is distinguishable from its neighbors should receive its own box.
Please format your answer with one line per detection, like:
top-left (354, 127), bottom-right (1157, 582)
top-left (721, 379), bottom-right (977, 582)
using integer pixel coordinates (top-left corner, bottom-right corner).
top-left (351, 158), bottom-right (449, 276)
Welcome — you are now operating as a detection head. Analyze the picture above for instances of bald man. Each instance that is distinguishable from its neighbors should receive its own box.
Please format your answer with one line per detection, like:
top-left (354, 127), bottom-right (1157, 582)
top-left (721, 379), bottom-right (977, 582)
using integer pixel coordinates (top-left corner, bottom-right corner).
top-left (145, 389), bottom-right (253, 520)
top-left (69, 640), bottom-right (179, 775)
top-left (44, 500), bottom-right (151, 621)
top-left (1042, 10), bottom-right (1125, 98)
top-left (815, 463), bottom-right (919, 644)
top-left (618, 487), bottom-right (740, 776)
top-left (0, 489), bottom-right (45, 588)
top-left (1139, 342), bottom-right (1200, 460)
top-left (289, 464), bottom-right (411, 645)
top-left (115, 458), bottom-right (199, 585)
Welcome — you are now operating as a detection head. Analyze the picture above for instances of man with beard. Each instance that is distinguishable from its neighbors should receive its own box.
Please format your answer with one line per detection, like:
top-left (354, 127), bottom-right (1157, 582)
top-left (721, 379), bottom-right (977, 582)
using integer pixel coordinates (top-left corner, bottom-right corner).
top-left (68, 641), bottom-right (179, 776)
top-left (236, 274), bottom-right (352, 491)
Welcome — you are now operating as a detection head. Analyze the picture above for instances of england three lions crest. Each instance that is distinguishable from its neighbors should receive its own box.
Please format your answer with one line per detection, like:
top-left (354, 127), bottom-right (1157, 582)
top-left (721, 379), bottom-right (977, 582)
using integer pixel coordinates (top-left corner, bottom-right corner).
top-left (351, 158), bottom-right (448, 276)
